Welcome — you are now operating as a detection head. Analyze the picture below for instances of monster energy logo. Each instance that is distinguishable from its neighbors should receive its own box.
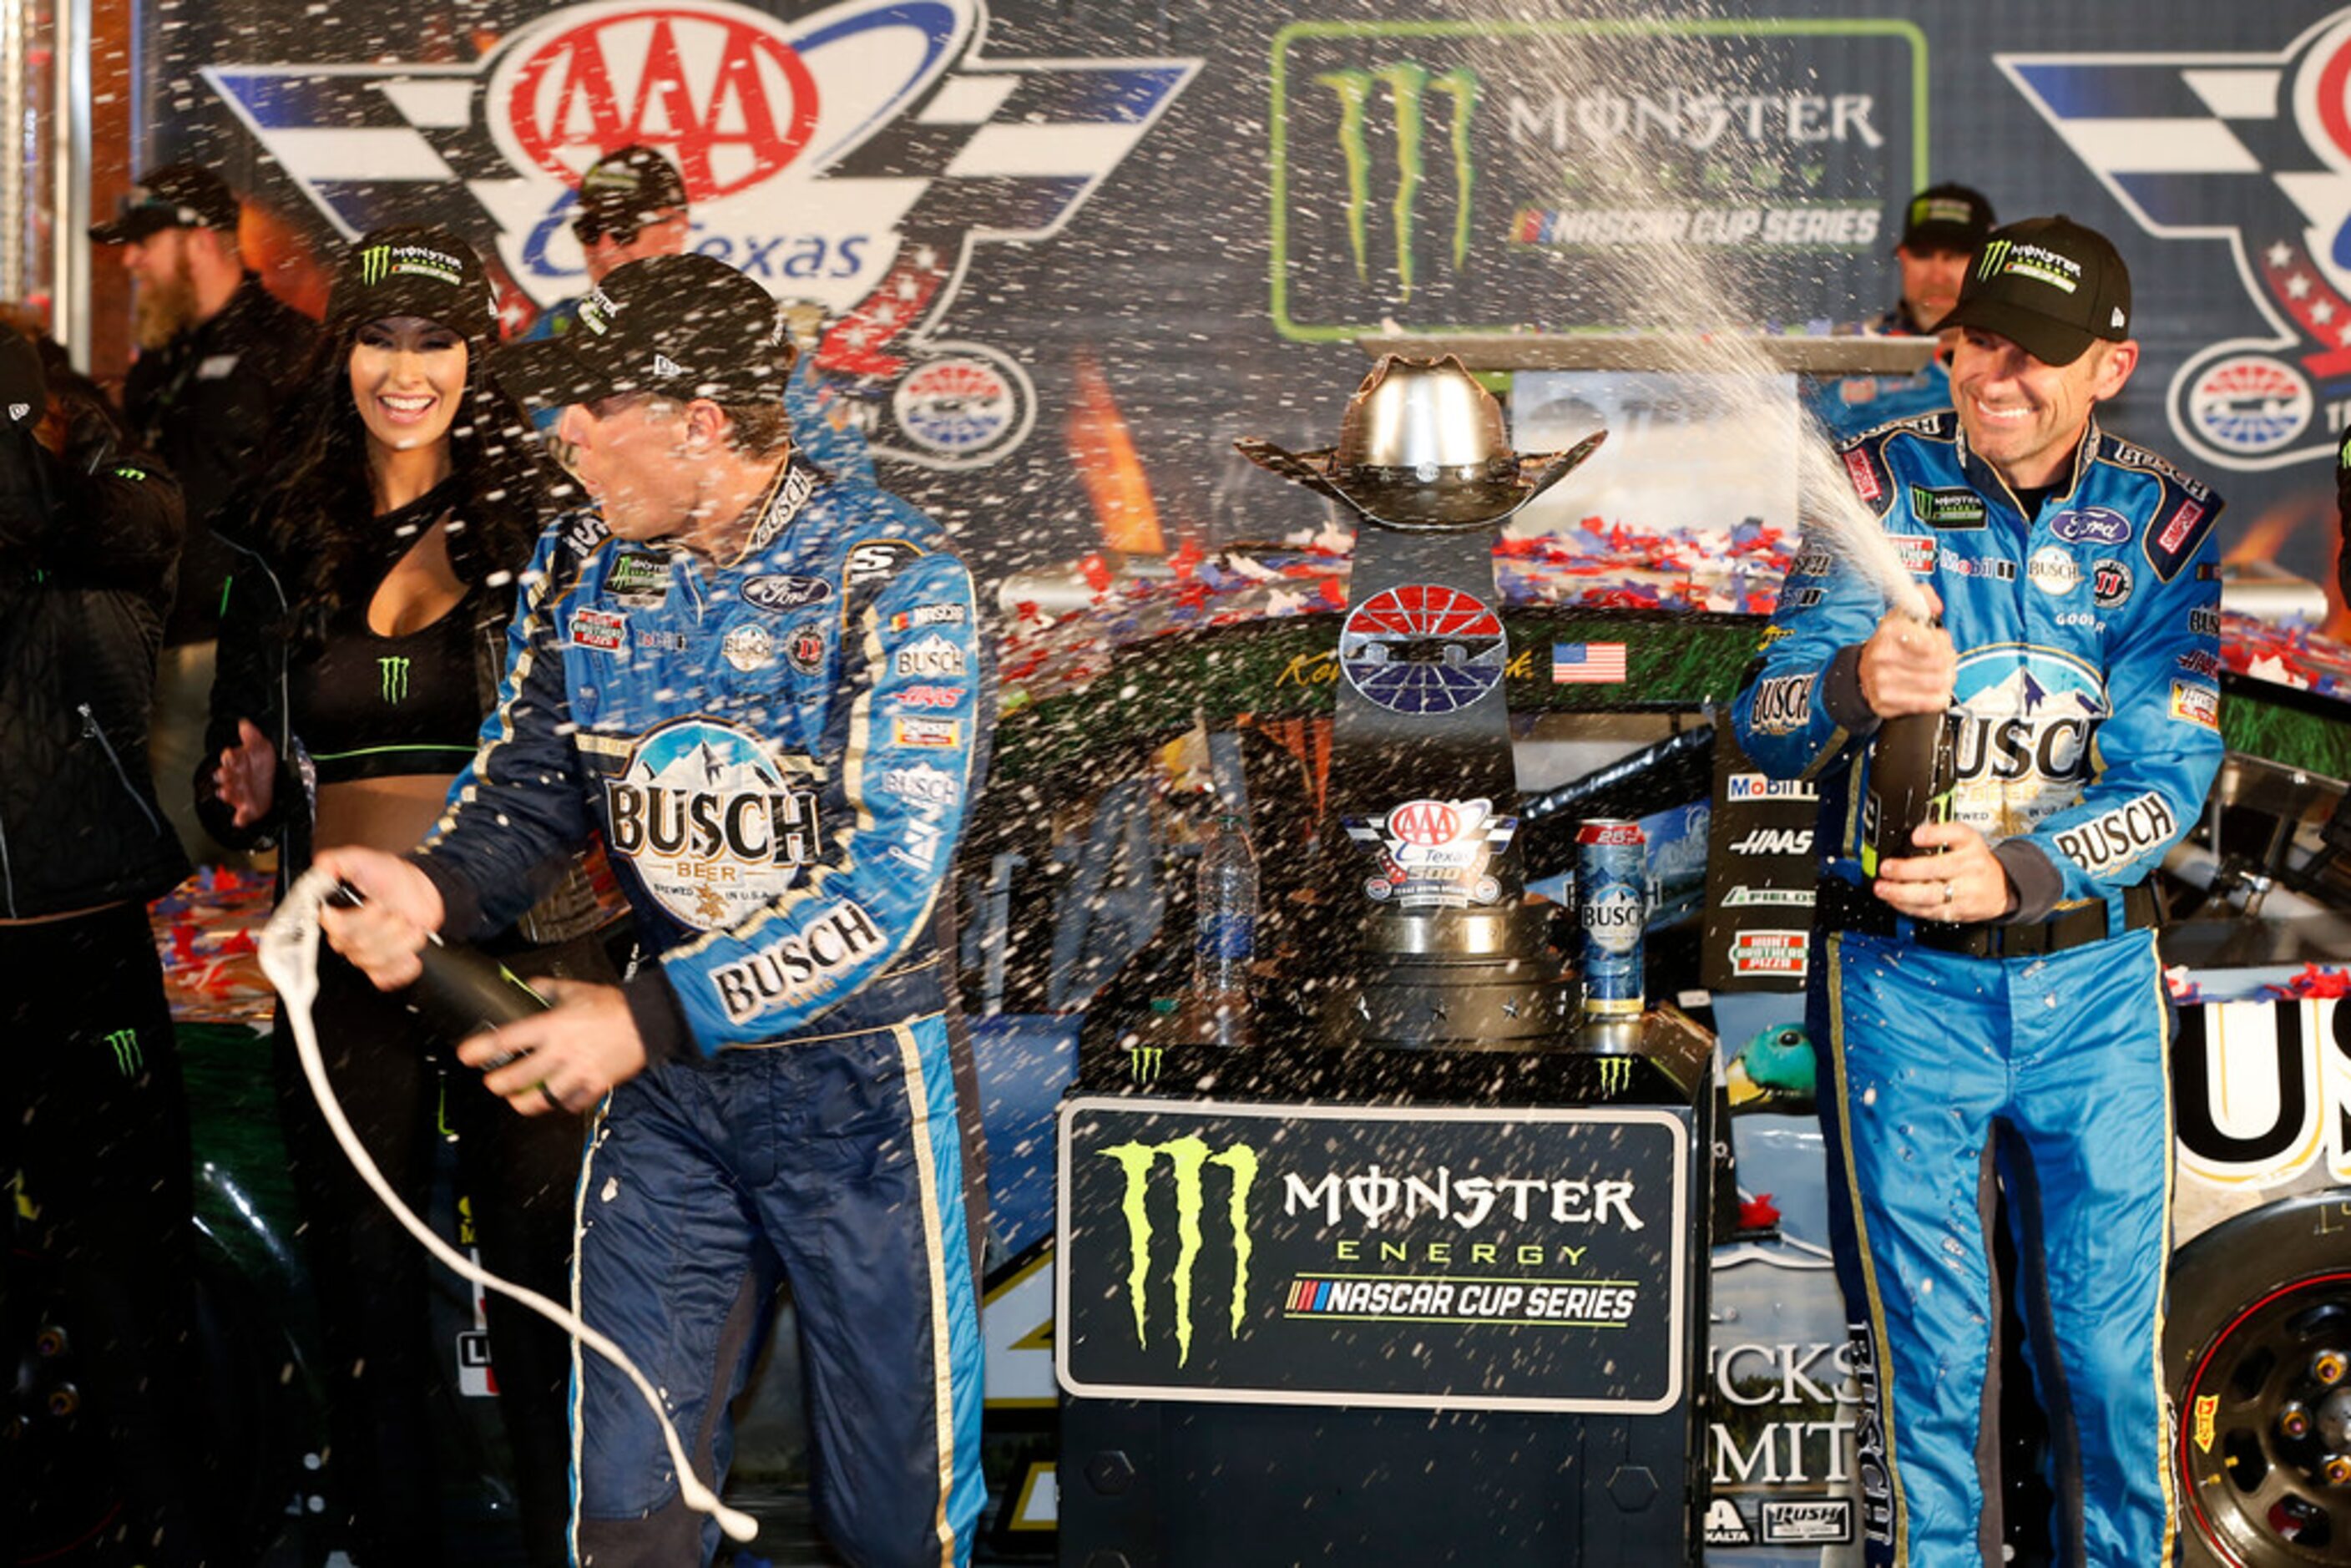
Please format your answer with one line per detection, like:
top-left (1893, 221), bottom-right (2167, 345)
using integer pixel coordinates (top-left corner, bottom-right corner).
top-left (102, 1028), bottom-right (142, 1076)
top-left (1976, 237), bottom-right (2011, 281)
top-left (1127, 1044), bottom-right (1165, 1085)
top-left (359, 245), bottom-right (394, 286)
top-left (1596, 1055), bottom-right (1634, 1095)
top-left (379, 656), bottom-right (412, 704)
top-left (1099, 1136), bottom-right (1259, 1366)
top-left (1319, 62), bottom-right (1479, 300)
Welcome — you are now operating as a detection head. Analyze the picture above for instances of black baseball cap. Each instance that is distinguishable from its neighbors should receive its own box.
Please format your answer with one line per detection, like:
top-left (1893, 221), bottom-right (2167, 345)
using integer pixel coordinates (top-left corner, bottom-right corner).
top-left (1933, 215), bottom-right (2133, 367)
top-left (89, 163), bottom-right (242, 245)
top-left (326, 225), bottom-right (498, 341)
top-left (1897, 183), bottom-right (1995, 254)
top-left (490, 254), bottom-right (793, 409)
top-left (573, 145), bottom-right (689, 240)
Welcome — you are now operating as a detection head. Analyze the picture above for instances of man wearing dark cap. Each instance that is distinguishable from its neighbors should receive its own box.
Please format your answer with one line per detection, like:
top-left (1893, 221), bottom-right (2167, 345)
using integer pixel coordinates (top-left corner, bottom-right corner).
top-left (1811, 182), bottom-right (1997, 438)
top-left (307, 252), bottom-right (989, 1567)
top-left (522, 144), bottom-right (690, 344)
top-left (91, 161), bottom-right (319, 859)
top-left (1737, 215), bottom-right (2223, 1565)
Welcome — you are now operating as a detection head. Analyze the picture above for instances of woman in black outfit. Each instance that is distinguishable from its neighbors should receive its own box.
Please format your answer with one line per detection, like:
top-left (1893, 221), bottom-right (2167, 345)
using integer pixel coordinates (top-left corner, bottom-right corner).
top-left (198, 225), bottom-right (622, 1567)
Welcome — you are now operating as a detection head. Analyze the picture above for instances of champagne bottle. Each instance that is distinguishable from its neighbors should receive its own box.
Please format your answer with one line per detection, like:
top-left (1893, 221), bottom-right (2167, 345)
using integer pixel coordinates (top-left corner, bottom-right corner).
top-left (327, 883), bottom-right (550, 1042)
top-left (1862, 711), bottom-right (1955, 881)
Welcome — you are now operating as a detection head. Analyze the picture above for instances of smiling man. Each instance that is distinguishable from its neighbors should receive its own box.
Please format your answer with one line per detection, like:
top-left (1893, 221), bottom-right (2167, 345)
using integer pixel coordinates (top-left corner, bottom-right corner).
top-left (1735, 215), bottom-right (2224, 1565)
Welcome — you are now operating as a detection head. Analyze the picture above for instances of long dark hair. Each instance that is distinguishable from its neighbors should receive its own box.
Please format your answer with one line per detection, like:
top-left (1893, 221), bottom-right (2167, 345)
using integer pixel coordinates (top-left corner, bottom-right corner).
top-left (255, 312), bottom-right (557, 653)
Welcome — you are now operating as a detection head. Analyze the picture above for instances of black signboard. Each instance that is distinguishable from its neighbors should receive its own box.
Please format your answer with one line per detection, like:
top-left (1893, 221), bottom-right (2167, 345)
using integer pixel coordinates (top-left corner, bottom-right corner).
top-left (1056, 1097), bottom-right (1689, 1412)
top-left (1702, 725), bottom-right (1822, 994)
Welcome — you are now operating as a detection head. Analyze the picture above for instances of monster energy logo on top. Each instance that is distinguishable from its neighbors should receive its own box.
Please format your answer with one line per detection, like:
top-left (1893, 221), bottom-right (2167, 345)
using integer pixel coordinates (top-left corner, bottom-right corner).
top-left (1317, 63), bottom-right (1478, 301)
top-left (379, 656), bottom-right (412, 704)
top-left (1271, 21), bottom-right (1919, 340)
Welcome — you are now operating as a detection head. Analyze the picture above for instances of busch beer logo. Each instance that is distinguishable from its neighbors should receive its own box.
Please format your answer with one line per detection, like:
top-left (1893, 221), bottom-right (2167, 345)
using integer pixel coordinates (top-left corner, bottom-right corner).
top-left (203, 0), bottom-right (1197, 472)
top-left (1748, 675), bottom-right (1812, 736)
top-left (710, 899), bottom-right (885, 1023)
top-left (1100, 1136), bottom-right (1260, 1366)
top-left (1583, 887), bottom-right (1644, 955)
top-left (2000, 13), bottom-right (2351, 468)
top-left (2173, 999), bottom-right (2351, 1191)
top-left (1948, 647), bottom-right (2109, 836)
top-left (604, 718), bottom-right (820, 928)
top-left (2051, 791), bottom-right (2178, 875)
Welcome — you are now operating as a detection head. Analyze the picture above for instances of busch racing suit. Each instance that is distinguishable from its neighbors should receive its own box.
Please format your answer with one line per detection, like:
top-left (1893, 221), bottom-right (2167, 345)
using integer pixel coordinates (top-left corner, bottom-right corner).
top-left (413, 451), bottom-right (988, 1568)
top-left (1732, 409), bottom-right (2223, 1566)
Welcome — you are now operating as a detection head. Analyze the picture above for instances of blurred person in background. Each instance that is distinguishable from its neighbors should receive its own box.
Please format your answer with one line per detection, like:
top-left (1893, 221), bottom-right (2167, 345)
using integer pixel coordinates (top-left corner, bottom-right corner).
top-left (0, 321), bottom-right (211, 1563)
top-left (90, 161), bottom-right (320, 865)
top-left (197, 225), bottom-right (623, 1567)
top-left (1808, 182), bottom-right (1996, 440)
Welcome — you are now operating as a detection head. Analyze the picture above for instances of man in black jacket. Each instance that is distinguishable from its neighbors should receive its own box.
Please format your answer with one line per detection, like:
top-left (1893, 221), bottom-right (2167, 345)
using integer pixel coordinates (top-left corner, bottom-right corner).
top-left (91, 161), bottom-right (318, 861)
top-left (0, 323), bottom-right (210, 1561)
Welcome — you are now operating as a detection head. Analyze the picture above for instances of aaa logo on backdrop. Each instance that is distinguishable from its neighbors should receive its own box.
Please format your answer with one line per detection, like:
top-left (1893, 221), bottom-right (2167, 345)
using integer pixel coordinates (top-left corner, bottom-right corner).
top-left (2002, 11), bottom-right (2351, 471)
top-left (203, 0), bottom-right (1196, 470)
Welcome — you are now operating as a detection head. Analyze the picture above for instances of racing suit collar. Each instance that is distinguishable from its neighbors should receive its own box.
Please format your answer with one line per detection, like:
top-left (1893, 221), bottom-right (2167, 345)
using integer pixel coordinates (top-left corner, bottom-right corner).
top-left (1953, 411), bottom-right (2100, 520)
top-left (712, 448), bottom-right (817, 571)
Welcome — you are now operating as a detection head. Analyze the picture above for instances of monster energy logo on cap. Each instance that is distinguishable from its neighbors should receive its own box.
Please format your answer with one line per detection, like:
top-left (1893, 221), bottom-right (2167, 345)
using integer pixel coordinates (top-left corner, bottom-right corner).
top-left (1319, 61), bottom-right (1479, 301)
top-left (1100, 1135), bottom-right (1258, 1365)
top-left (1976, 236), bottom-right (2081, 294)
top-left (379, 655), bottom-right (412, 704)
top-left (102, 1027), bottom-right (142, 1076)
top-left (359, 243), bottom-right (466, 289)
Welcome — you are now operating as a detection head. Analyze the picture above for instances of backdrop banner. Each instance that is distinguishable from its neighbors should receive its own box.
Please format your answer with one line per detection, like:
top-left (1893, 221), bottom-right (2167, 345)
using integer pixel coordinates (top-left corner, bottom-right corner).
top-left (155, 0), bottom-right (2351, 597)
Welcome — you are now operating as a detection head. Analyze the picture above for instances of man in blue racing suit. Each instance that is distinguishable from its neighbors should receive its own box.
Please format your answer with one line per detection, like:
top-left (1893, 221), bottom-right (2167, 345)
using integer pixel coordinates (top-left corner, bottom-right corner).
top-left (315, 253), bottom-right (988, 1568)
top-left (1735, 215), bottom-right (2223, 1565)
top-left (1806, 184), bottom-right (1995, 441)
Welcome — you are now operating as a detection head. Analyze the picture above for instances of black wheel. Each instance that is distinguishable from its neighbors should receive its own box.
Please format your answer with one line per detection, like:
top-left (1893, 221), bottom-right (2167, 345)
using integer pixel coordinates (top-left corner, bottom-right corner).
top-left (2169, 1191), bottom-right (2351, 1566)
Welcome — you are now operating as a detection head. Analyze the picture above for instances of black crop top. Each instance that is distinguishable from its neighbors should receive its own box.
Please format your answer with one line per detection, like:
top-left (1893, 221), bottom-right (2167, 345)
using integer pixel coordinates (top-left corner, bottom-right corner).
top-left (290, 576), bottom-right (488, 786)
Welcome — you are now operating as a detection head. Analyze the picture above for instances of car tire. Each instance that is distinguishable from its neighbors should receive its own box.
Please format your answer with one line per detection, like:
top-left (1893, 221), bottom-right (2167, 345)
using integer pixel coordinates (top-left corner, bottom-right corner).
top-left (2168, 1189), bottom-right (2351, 1566)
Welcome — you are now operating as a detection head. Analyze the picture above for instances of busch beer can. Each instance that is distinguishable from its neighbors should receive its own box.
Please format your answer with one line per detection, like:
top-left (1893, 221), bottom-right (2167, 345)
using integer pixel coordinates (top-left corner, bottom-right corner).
top-left (1577, 819), bottom-right (1647, 1019)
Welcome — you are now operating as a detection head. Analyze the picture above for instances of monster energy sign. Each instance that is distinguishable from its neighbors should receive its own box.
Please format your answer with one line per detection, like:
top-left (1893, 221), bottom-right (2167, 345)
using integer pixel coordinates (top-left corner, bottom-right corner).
top-left (1269, 20), bottom-right (1922, 340)
top-left (1058, 1098), bottom-right (1691, 1411)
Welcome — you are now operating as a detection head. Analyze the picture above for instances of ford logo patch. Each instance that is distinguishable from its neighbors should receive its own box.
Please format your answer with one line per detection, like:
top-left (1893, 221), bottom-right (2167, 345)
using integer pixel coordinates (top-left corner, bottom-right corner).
top-left (2050, 507), bottom-right (2132, 546)
top-left (744, 574), bottom-right (833, 611)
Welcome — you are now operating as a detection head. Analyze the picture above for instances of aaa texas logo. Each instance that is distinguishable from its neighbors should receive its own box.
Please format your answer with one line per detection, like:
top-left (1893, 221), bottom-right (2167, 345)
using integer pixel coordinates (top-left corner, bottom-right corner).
top-left (204, 0), bottom-right (1195, 470)
top-left (2001, 11), bottom-right (2351, 471)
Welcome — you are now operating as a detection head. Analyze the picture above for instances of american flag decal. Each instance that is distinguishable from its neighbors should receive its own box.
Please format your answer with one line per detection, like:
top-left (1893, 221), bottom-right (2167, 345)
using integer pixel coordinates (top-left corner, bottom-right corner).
top-left (1552, 643), bottom-right (1627, 684)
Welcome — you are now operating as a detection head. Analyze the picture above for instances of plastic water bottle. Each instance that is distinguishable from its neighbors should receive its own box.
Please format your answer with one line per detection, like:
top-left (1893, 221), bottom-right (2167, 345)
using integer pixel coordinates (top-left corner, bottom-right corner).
top-left (1191, 811), bottom-right (1258, 1049)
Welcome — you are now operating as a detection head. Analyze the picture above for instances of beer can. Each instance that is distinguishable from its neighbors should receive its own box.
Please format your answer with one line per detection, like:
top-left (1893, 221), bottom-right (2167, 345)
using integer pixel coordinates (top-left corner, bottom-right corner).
top-left (1577, 819), bottom-right (1647, 1018)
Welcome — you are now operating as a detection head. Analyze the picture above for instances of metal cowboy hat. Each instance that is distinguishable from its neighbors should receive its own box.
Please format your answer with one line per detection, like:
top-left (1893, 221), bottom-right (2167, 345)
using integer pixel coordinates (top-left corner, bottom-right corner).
top-left (1236, 353), bottom-right (1604, 531)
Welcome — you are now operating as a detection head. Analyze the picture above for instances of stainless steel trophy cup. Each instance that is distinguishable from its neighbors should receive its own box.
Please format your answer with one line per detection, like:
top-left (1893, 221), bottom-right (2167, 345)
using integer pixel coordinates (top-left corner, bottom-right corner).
top-left (1239, 354), bottom-right (1603, 1050)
